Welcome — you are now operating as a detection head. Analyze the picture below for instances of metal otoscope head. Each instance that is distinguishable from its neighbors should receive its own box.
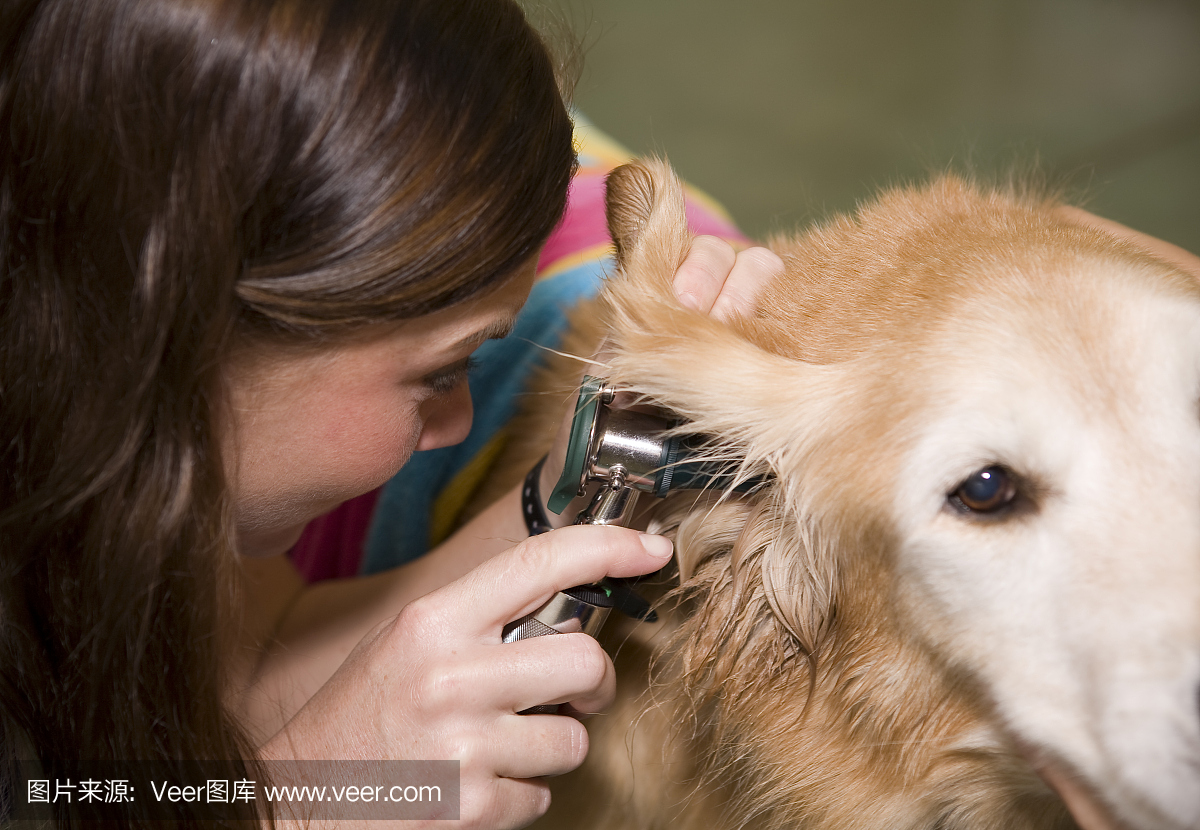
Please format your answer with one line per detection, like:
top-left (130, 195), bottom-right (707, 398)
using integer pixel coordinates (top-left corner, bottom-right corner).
top-left (502, 375), bottom-right (761, 690)
top-left (546, 376), bottom-right (752, 525)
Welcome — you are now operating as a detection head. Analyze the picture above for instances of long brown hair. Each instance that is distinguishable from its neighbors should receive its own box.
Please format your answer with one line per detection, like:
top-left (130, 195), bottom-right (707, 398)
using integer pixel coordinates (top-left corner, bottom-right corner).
top-left (0, 0), bottom-right (574, 824)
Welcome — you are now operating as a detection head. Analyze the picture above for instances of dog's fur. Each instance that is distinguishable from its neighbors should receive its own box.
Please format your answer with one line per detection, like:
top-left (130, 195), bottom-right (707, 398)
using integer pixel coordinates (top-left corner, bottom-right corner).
top-left (485, 160), bottom-right (1200, 830)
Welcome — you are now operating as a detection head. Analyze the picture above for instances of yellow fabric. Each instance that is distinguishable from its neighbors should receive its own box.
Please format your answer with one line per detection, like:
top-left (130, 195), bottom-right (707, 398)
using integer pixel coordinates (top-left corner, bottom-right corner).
top-left (428, 432), bottom-right (508, 547)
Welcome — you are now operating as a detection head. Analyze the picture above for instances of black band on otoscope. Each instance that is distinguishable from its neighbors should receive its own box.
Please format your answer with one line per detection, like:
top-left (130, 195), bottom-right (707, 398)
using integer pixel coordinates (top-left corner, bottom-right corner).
top-left (521, 455), bottom-right (554, 536)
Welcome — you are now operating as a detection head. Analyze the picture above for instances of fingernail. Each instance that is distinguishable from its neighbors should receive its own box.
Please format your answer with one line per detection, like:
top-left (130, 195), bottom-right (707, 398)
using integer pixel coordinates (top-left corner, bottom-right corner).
top-left (639, 532), bottom-right (674, 559)
top-left (674, 290), bottom-right (705, 312)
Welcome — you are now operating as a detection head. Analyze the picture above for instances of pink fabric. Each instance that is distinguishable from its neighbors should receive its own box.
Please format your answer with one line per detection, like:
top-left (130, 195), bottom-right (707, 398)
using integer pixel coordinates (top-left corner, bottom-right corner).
top-left (289, 489), bottom-right (380, 582)
top-left (537, 176), bottom-right (610, 272)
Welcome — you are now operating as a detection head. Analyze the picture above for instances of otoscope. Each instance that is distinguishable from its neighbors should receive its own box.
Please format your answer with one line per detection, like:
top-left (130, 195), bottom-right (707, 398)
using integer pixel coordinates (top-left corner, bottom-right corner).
top-left (503, 376), bottom-right (752, 713)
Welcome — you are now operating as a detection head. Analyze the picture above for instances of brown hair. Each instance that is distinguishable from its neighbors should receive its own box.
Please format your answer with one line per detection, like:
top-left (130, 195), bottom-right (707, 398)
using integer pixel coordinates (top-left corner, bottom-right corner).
top-left (0, 0), bottom-right (574, 824)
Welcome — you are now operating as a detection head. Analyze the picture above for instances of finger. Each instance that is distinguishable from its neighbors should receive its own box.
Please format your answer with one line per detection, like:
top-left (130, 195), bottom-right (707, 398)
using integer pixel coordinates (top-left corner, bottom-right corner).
top-left (441, 525), bottom-right (673, 635)
top-left (393, 628), bottom-right (609, 722)
top-left (672, 235), bottom-right (736, 314)
top-left (407, 630), bottom-right (614, 715)
top-left (490, 711), bottom-right (590, 779)
top-left (504, 632), bottom-right (616, 715)
top-left (709, 246), bottom-right (783, 322)
top-left (462, 776), bottom-right (551, 830)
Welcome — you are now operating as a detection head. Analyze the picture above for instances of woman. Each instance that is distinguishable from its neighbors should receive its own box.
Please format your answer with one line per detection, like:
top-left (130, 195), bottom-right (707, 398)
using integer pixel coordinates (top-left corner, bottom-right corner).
top-left (0, 0), bottom-right (778, 826)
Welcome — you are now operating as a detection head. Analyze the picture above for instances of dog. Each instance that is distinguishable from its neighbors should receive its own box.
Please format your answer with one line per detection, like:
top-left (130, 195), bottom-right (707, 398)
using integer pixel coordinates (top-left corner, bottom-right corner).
top-left (482, 159), bottom-right (1200, 830)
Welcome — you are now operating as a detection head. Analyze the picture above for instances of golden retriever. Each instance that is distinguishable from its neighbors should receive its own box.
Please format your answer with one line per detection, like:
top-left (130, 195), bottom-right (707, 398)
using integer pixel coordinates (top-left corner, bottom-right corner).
top-left (485, 159), bottom-right (1200, 830)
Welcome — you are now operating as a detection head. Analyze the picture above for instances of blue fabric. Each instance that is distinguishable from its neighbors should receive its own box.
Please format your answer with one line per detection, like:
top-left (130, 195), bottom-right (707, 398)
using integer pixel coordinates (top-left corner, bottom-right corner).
top-left (360, 258), bottom-right (611, 574)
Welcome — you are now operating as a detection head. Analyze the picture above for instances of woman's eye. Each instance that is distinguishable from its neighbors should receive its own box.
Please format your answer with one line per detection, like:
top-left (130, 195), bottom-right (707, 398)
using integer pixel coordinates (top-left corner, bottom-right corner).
top-left (423, 356), bottom-right (478, 395)
top-left (949, 465), bottom-right (1018, 514)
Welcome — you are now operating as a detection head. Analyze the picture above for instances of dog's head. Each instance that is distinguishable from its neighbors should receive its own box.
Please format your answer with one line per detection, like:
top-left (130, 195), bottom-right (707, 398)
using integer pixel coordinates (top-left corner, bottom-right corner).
top-left (601, 159), bottom-right (1200, 830)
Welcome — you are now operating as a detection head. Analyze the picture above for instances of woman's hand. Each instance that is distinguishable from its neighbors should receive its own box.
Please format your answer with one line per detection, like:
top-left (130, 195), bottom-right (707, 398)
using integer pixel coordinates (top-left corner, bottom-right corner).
top-left (669, 235), bottom-right (783, 322)
top-left (260, 524), bottom-right (673, 830)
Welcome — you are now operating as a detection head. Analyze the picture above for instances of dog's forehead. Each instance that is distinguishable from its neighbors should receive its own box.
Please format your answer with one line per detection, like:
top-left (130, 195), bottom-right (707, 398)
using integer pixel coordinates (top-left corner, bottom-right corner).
top-left (898, 258), bottom-right (1200, 480)
top-left (735, 179), bottom-right (1200, 519)
top-left (933, 254), bottom-right (1200, 406)
top-left (751, 178), bottom-right (1200, 369)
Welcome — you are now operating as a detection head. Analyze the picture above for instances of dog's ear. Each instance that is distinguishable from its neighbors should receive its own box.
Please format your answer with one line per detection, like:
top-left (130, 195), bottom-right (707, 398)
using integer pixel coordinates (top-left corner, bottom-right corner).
top-left (600, 160), bottom-right (847, 492)
top-left (604, 162), bottom-right (655, 267)
top-left (605, 158), bottom-right (689, 275)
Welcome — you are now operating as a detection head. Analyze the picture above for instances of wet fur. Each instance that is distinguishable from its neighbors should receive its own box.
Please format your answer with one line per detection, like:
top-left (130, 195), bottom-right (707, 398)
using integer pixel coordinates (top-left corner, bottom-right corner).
top-left (479, 160), bottom-right (1200, 829)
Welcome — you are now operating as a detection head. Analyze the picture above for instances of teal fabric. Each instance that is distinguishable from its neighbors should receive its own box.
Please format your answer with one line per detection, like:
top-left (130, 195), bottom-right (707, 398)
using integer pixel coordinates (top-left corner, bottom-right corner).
top-left (360, 258), bottom-right (611, 574)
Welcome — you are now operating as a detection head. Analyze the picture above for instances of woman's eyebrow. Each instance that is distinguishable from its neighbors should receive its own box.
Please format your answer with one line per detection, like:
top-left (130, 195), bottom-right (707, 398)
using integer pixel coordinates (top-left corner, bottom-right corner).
top-left (452, 316), bottom-right (517, 351)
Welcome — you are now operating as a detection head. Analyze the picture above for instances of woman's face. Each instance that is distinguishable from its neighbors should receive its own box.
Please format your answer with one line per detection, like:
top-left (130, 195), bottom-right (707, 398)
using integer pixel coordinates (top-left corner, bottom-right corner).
top-left (223, 262), bottom-right (536, 557)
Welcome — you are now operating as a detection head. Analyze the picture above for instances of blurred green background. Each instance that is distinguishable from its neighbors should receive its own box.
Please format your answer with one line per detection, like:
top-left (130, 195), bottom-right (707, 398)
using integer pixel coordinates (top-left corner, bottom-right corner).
top-left (526, 0), bottom-right (1200, 252)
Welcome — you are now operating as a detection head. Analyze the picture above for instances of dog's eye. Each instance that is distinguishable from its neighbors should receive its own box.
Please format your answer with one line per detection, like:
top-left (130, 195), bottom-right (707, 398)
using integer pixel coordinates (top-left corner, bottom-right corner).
top-left (950, 466), bottom-right (1017, 514)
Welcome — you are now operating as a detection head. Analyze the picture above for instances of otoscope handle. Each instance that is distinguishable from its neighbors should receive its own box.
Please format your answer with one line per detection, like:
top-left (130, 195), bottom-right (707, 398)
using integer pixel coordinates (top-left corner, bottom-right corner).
top-left (504, 376), bottom-right (665, 715)
top-left (501, 584), bottom-right (614, 643)
top-left (501, 584), bottom-right (615, 714)
top-left (504, 465), bottom-right (638, 714)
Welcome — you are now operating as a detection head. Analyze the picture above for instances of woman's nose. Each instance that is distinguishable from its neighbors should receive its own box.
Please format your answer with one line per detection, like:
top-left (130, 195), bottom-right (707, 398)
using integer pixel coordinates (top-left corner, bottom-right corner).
top-left (415, 383), bottom-right (474, 451)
